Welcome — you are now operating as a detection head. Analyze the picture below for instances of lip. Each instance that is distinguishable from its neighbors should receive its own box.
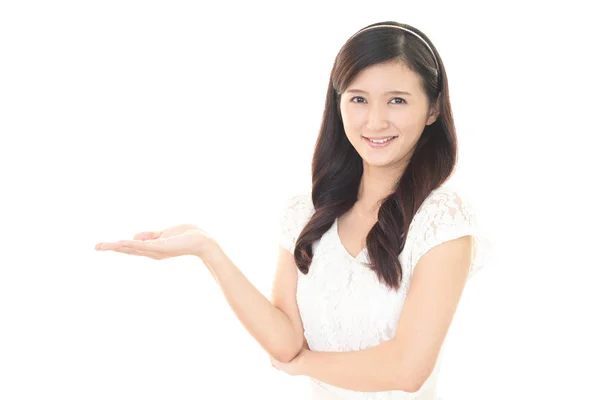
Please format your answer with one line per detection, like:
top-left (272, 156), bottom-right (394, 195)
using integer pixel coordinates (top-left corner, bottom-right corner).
top-left (362, 136), bottom-right (397, 148)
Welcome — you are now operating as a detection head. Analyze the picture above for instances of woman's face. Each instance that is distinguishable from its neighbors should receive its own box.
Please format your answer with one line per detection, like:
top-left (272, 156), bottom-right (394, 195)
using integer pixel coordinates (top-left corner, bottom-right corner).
top-left (339, 60), bottom-right (439, 169)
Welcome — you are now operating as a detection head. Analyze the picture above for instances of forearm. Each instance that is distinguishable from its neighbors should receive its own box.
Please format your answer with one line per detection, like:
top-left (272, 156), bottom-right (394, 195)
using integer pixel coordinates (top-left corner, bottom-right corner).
top-left (299, 339), bottom-right (420, 393)
top-left (198, 242), bottom-right (303, 362)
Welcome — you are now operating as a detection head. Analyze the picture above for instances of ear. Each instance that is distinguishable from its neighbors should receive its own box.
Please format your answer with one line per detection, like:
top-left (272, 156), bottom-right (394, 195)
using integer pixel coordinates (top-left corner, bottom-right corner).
top-left (425, 97), bottom-right (440, 126)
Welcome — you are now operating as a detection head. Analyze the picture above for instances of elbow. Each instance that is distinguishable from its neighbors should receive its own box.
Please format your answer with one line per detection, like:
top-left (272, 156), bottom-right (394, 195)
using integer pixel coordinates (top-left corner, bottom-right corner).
top-left (400, 378), bottom-right (426, 394)
top-left (394, 362), bottom-right (434, 393)
top-left (272, 349), bottom-right (300, 364)
top-left (270, 329), bottom-right (305, 363)
top-left (272, 343), bottom-right (303, 364)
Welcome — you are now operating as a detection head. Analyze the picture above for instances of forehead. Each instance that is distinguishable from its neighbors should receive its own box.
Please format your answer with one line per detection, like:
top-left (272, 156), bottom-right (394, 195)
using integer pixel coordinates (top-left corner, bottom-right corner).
top-left (346, 60), bottom-right (422, 94)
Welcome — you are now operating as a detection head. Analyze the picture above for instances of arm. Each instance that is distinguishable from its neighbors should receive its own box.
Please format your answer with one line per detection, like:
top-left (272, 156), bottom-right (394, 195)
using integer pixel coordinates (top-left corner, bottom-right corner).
top-left (298, 338), bottom-right (412, 392)
top-left (199, 241), bottom-right (305, 363)
top-left (294, 235), bottom-right (473, 393)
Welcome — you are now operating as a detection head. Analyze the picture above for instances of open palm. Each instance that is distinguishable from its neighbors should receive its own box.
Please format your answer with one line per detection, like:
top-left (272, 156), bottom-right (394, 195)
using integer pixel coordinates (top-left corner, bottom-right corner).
top-left (95, 224), bottom-right (215, 259)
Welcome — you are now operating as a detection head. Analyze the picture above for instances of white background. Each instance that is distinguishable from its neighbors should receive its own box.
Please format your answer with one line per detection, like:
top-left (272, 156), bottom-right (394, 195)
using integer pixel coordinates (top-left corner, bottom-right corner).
top-left (1, 1), bottom-right (598, 399)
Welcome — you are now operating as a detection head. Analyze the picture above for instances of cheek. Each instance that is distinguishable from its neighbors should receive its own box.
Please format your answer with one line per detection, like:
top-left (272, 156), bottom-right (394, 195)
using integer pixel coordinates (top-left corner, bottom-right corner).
top-left (341, 108), bottom-right (366, 131)
top-left (390, 112), bottom-right (422, 135)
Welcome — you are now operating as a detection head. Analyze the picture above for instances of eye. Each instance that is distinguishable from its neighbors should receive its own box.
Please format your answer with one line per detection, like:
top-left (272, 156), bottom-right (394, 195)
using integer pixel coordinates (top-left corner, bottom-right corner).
top-left (350, 96), bottom-right (366, 103)
top-left (349, 96), bottom-right (407, 104)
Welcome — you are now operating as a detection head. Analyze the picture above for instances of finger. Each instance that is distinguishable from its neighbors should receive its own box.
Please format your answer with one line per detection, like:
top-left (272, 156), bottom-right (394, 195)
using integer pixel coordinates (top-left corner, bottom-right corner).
top-left (117, 239), bottom-right (167, 252)
top-left (96, 242), bottom-right (124, 251)
top-left (109, 247), bottom-right (162, 259)
top-left (133, 232), bottom-right (156, 240)
top-left (133, 231), bottom-right (162, 240)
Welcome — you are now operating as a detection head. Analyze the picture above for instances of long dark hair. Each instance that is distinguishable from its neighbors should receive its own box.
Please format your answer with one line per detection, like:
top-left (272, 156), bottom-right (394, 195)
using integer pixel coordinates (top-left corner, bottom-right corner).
top-left (294, 21), bottom-right (457, 291)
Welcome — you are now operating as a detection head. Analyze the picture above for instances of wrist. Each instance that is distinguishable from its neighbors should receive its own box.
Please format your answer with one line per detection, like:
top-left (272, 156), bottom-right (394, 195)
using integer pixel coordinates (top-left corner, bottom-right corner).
top-left (193, 238), bottom-right (221, 260)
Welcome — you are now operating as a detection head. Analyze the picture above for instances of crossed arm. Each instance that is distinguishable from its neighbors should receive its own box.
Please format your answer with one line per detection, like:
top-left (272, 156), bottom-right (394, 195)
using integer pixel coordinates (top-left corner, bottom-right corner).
top-left (272, 235), bottom-right (473, 393)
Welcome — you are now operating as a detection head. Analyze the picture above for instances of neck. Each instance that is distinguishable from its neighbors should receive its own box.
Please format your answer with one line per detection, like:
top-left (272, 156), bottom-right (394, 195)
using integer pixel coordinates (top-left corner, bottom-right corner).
top-left (355, 161), bottom-right (407, 218)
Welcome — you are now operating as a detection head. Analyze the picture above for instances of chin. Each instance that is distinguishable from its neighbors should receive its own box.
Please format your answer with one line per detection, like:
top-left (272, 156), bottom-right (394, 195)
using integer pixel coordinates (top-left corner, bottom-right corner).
top-left (362, 157), bottom-right (396, 168)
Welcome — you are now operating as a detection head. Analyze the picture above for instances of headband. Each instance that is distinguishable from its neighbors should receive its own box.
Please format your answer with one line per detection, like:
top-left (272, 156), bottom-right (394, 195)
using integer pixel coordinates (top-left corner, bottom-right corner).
top-left (348, 24), bottom-right (440, 75)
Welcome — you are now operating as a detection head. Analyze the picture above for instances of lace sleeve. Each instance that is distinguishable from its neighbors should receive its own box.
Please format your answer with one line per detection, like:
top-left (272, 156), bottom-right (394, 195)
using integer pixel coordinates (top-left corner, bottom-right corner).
top-left (409, 189), bottom-right (491, 279)
top-left (278, 193), bottom-right (314, 254)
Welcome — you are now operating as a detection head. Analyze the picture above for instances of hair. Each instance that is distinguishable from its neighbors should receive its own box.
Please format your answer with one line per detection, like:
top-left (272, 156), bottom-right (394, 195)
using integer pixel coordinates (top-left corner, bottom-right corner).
top-left (293, 21), bottom-right (458, 291)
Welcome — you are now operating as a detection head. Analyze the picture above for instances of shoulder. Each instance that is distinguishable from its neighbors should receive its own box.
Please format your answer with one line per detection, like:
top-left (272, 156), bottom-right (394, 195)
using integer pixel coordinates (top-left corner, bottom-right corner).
top-left (407, 185), bottom-right (488, 278)
top-left (281, 192), bottom-right (315, 219)
top-left (279, 192), bottom-right (315, 233)
top-left (411, 185), bottom-right (476, 229)
top-left (284, 192), bottom-right (314, 209)
top-left (278, 192), bottom-right (315, 253)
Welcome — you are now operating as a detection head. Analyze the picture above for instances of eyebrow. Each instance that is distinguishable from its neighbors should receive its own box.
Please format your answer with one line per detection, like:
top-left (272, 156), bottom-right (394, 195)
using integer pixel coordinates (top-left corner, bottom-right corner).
top-left (345, 89), bottom-right (412, 96)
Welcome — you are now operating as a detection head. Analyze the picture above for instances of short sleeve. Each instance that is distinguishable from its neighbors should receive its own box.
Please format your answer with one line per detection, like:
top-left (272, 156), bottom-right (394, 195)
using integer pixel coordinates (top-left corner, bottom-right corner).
top-left (408, 189), bottom-right (491, 279)
top-left (278, 193), bottom-right (315, 254)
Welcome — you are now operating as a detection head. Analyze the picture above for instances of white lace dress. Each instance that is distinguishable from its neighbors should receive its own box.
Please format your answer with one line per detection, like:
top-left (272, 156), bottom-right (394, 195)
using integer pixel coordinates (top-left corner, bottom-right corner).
top-left (278, 185), bottom-right (490, 400)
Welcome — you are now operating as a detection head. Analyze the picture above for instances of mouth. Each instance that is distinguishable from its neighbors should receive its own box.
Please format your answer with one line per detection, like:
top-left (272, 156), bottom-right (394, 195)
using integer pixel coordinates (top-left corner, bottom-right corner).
top-left (362, 135), bottom-right (398, 148)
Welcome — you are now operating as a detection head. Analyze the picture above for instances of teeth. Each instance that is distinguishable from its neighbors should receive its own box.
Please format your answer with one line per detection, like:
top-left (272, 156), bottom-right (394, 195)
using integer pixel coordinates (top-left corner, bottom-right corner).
top-left (369, 137), bottom-right (395, 143)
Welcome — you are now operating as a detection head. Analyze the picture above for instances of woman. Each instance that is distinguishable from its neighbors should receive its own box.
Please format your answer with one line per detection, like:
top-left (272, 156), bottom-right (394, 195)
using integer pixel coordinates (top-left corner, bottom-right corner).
top-left (96, 21), bottom-right (488, 400)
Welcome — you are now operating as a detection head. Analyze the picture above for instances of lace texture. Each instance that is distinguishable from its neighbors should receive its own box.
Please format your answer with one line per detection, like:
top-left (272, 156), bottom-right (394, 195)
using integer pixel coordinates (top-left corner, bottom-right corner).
top-left (278, 187), bottom-right (490, 399)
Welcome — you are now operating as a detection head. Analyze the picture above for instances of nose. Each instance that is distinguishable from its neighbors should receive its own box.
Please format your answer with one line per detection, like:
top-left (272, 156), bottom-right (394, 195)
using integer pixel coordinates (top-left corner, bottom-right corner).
top-left (366, 105), bottom-right (389, 131)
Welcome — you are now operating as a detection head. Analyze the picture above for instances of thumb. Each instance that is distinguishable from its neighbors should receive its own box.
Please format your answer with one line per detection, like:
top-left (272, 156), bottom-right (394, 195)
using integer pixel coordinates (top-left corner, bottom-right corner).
top-left (133, 231), bottom-right (163, 240)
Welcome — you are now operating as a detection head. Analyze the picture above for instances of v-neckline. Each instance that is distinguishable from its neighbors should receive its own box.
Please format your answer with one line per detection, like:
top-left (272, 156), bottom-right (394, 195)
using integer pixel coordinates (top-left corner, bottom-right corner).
top-left (333, 218), bottom-right (368, 262)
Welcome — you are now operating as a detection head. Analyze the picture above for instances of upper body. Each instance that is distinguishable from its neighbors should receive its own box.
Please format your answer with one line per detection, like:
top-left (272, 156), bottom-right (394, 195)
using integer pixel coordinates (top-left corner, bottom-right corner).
top-left (276, 184), bottom-right (488, 399)
top-left (269, 21), bottom-right (490, 400)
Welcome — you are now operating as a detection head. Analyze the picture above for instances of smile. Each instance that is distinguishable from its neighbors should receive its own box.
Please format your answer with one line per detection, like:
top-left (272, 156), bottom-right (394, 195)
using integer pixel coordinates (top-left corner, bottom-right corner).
top-left (362, 136), bottom-right (398, 148)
